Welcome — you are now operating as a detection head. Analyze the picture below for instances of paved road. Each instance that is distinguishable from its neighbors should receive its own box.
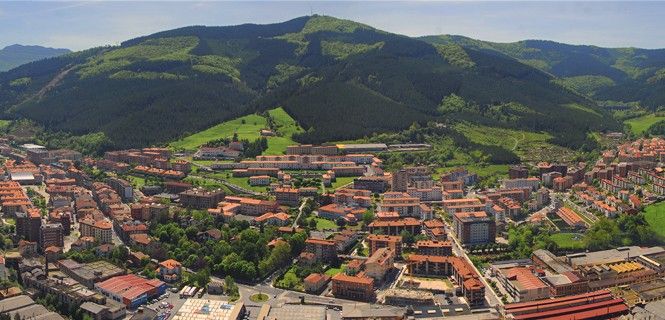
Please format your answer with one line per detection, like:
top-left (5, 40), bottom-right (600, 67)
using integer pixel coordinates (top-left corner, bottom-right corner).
top-left (291, 200), bottom-right (308, 229)
top-left (443, 223), bottom-right (502, 308)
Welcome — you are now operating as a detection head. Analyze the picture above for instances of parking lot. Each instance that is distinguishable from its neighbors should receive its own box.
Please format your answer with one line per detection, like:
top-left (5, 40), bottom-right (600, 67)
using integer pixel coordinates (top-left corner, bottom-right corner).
top-left (138, 288), bottom-right (239, 320)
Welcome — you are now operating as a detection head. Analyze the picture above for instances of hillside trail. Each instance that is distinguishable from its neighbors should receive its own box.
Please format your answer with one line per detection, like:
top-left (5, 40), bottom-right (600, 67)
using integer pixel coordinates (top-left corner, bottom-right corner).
top-left (511, 132), bottom-right (525, 151)
top-left (35, 64), bottom-right (76, 100)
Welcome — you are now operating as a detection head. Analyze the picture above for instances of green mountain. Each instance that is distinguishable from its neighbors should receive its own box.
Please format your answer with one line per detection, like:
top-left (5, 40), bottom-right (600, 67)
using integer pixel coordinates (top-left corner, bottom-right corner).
top-left (421, 35), bottom-right (665, 108)
top-left (0, 16), bottom-right (617, 150)
top-left (0, 44), bottom-right (70, 72)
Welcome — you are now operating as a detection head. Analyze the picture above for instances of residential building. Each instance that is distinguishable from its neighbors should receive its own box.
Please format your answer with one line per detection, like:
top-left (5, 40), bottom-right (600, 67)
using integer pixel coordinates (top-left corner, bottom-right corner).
top-left (49, 208), bottom-right (72, 236)
top-left (364, 247), bottom-right (394, 281)
top-left (222, 196), bottom-right (280, 216)
top-left (178, 188), bottom-right (225, 209)
top-left (368, 218), bottom-right (421, 236)
top-left (16, 208), bottom-right (42, 242)
top-left (392, 170), bottom-right (408, 192)
top-left (79, 219), bottom-right (114, 244)
top-left (304, 273), bottom-right (330, 293)
top-left (415, 240), bottom-right (452, 256)
top-left (366, 234), bottom-right (402, 257)
top-left (254, 212), bottom-right (290, 226)
top-left (274, 187), bottom-right (301, 206)
top-left (305, 238), bottom-right (337, 264)
top-left (556, 207), bottom-right (586, 229)
top-left (407, 255), bottom-right (485, 306)
top-left (452, 211), bottom-right (496, 245)
top-left (39, 223), bottom-right (64, 251)
top-left (331, 273), bottom-right (375, 301)
top-left (353, 176), bottom-right (390, 194)
top-left (158, 259), bottom-right (181, 283)
top-left (249, 175), bottom-right (271, 186)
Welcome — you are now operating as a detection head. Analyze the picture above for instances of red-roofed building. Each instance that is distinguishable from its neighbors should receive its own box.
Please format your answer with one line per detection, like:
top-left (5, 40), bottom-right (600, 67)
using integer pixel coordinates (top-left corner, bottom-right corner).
top-left (79, 218), bottom-right (113, 244)
top-left (452, 211), bottom-right (496, 245)
top-left (158, 259), bottom-right (181, 283)
top-left (223, 196), bottom-right (280, 216)
top-left (254, 212), bottom-right (290, 226)
top-left (365, 247), bottom-right (394, 281)
top-left (95, 274), bottom-right (166, 309)
top-left (556, 207), bottom-right (585, 229)
top-left (416, 240), bottom-right (452, 256)
top-left (502, 289), bottom-right (628, 320)
top-left (366, 234), bottom-right (403, 257)
top-left (331, 273), bottom-right (374, 301)
top-left (304, 273), bottom-right (330, 293)
top-left (496, 266), bottom-right (549, 302)
top-left (305, 238), bottom-right (337, 264)
top-left (368, 217), bottom-right (421, 236)
top-left (407, 254), bottom-right (485, 306)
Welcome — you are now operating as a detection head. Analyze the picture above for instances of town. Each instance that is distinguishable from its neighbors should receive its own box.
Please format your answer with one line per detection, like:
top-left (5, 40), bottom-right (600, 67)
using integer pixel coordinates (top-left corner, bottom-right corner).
top-left (0, 129), bottom-right (664, 320)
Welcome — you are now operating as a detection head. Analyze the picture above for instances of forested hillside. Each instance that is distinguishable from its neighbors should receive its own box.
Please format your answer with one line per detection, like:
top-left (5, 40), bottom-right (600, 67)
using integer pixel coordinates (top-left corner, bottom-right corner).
top-left (422, 35), bottom-right (665, 109)
top-left (0, 44), bottom-right (70, 71)
top-left (0, 16), bottom-right (617, 150)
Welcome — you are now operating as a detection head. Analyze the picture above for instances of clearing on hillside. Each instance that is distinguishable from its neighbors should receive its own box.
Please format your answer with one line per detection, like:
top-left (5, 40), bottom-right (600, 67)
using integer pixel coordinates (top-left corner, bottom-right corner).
top-left (625, 114), bottom-right (665, 135)
top-left (170, 107), bottom-right (302, 155)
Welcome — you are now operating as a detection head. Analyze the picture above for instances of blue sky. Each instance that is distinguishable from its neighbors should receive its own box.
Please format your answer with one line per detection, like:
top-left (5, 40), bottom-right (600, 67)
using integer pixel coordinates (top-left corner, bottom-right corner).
top-left (1, 1), bottom-right (664, 51)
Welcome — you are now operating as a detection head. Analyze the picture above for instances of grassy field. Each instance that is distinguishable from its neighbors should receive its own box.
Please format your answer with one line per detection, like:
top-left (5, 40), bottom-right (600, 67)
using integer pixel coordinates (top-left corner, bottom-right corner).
top-left (434, 164), bottom-right (509, 184)
top-left (125, 175), bottom-right (147, 189)
top-left (330, 176), bottom-right (356, 190)
top-left (170, 113), bottom-right (267, 150)
top-left (0, 120), bottom-right (11, 132)
top-left (625, 114), bottom-right (665, 135)
top-left (170, 107), bottom-right (302, 155)
top-left (455, 123), bottom-right (575, 163)
top-left (324, 264), bottom-right (347, 277)
top-left (208, 171), bottom-right (270, 192)
top-left (645, 202), bottom-right (665, 239)
top-left (313, 217), bottom-right (338, 231)
top-left (550, 233), bottom-right (585, 250)
top-left (182, 176), bottom-right (233, 194)
top-left (275, 266), bottom-right (304, 291)
top-left (268, 107), bottom-right (303, 137)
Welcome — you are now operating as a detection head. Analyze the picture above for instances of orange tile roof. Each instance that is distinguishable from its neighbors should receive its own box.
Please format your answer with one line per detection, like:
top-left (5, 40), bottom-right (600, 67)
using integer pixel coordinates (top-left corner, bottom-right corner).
top-left (159, 259), bottom-right (181, 270)
top-left (332, 273), bottom-right (373, 285)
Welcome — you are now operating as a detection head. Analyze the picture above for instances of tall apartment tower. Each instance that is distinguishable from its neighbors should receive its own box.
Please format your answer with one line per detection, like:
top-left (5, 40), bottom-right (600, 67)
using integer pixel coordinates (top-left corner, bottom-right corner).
top-left (16, 209), bottom-right (42, 242)
top-left (392, 169), bottom-right (409, 192)
top-left (39, 223), bottom-right (64, 251)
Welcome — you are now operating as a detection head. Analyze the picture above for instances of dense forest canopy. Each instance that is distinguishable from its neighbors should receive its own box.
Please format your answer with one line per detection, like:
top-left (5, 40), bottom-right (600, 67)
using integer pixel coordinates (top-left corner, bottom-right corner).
top-left (0, 16), bottom-right (619, 150)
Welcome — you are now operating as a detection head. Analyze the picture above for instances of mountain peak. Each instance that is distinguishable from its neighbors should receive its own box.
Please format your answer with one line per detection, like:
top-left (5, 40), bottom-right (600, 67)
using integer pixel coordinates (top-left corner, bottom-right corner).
top-left (0, 44), bottom-right (71, 71)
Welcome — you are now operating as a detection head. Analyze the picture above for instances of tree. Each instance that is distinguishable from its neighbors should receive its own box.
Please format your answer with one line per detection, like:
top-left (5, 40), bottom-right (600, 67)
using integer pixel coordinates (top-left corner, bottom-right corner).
top-left (584, 217), bottom-right (620, 250)
top-left (111, 245), bottom-right (129, 264)
top-left (224, 275), bottom-right (239, 298)
top-left (361, 211), bottom-right (375, 226)
top-left (400, 231), bottom-right (415, 246)
top-left (437, 94), bottom-right (474, 114)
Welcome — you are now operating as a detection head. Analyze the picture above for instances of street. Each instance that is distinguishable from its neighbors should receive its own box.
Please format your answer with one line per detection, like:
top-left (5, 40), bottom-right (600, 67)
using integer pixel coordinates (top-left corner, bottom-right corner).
top-left (443, 221), bottom-right (502, 308)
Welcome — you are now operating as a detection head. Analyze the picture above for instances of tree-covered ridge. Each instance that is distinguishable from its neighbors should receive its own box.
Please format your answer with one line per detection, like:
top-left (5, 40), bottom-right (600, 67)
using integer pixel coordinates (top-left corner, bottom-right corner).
top-left (0, 15), bottom-right (617, 150)
top-left (421, 35), bottom-right (665, 109)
